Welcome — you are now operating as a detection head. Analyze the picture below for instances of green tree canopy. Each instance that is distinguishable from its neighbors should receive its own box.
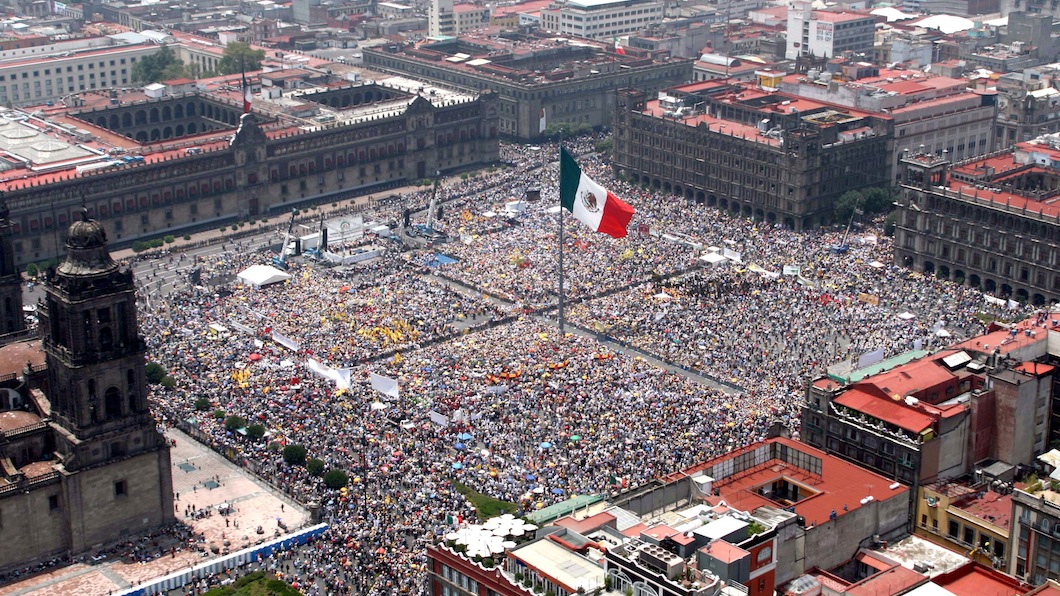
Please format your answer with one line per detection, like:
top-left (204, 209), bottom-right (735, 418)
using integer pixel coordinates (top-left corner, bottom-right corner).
top-left (217, 42), bottom-right (265, 75)
top-left (132, 45), bottom-right (188, 84)
top-left (833, 190), bottom-right (863, 224)
top-left (306, 458), bottom-right (325, 476)
top-left (224, 415), bottom-right (246, 431)
top-left (282, 444), bottom-right (308, 465)
top-left (862, 187), bottom-right (894, 214)
top-left (323, 469), bottom-right (349, 489)
top-left (246, 423), bottom-right (266, 440)
top-left (145, 361), bottom-right (166, 384)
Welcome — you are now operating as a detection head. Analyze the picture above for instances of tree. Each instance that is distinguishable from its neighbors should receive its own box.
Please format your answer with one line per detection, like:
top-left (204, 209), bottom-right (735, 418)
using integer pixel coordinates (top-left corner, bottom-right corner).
top-left (862, 187), bottom-right (893, 214)
top-left (194, 397), bottom-right (211, 411)
top-left (833, 190), bottom-right (863, 224)
top-left (224, 415), bottom-right (246, 431)
top-left (132, 45), bottom-right (188, 84)
top-left (323, 469), bottom-right (349, 489)
top-left (283, 444), bottom-right (308, 465)
top-left (884, 211), bottom-right (898, 237)
top-left (306, 458), bottom-right (326, 476)
top-left (25, 263), bottom-right (38, 278)
top-left (145, 361), bottom-right (166, 384)
top-left (160, 376), bottom-right (177, 389)
top-left (217, 42), bottom-right (265, 75)
top-left (246, 423), bottom-right (266, 440)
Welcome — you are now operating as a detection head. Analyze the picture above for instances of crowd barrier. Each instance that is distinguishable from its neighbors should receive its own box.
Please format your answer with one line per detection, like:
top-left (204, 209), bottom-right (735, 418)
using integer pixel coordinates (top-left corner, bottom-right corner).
top-left (115, 523), bottom-right (328, 596)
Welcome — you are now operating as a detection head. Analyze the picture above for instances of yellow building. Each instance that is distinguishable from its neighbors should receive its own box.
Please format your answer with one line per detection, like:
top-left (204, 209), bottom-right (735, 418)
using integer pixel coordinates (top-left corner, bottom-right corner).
top-left (916, 479), bottom-right (1012, 571)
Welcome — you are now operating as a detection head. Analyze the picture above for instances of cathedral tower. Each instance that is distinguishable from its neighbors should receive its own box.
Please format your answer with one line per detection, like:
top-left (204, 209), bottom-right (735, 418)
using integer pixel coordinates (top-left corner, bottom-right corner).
top-left (37, 208), bottom-right (174, 551)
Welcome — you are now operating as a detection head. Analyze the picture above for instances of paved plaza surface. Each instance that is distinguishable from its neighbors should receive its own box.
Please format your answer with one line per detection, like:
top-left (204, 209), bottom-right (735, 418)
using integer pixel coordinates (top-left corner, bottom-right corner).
top-left (0, 429), bottom-right (308, 596)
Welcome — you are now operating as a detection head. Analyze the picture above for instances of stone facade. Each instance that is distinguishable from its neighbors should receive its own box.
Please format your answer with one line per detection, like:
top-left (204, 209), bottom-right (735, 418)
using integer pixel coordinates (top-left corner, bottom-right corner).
top-left (894, 146), bottom-right (1060, 305)
top-left (612, 84), bottom-right (893, 230)
top-left (0, 211), bottom-right (174, 573)
top-left (363, 37), bottom-right (691, 141)
top-left (2, 86), bottom-right (499, 266)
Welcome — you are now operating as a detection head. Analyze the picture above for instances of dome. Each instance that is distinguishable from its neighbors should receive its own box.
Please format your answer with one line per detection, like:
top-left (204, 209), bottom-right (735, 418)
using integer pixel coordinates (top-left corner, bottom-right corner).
top-left (56, 208), bottom-right (118, 276)
top-left (67, 208), bottom-right (107, 250)
top-left (0, 409), bottom-right (40, 432)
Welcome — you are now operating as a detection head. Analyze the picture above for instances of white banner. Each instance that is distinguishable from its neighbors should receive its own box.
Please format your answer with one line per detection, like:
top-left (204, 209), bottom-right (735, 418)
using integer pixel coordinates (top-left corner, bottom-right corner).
top-left (857, 347), bottom-right (886, 369)
top-left (783, 265), bottom-right (801, 276)
top-left (723, 247), bottom-right (742, 263)
top-left (429, 411), bottom-right (449, 426)
top-left (369, 373), bottom-right (400, 398)
top-left (306, 358), bottom-right (351, 389)
top-left (272, 331), bottom-right (300, 351)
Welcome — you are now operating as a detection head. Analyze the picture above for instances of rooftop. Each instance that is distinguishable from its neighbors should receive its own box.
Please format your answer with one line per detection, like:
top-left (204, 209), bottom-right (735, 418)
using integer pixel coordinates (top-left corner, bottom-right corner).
top-left (666, 437), bottom-right (908, 528)
top-left (953, 490), bottom-right (1012, 530)
top-left (0, 409), bottom-right (40, 432)
top-left (931, 562), bottom-right (1033, 595)
top-left (701, 540), bottom-right (748, 564)
top-left (509, 536), bottom-right (605, 592)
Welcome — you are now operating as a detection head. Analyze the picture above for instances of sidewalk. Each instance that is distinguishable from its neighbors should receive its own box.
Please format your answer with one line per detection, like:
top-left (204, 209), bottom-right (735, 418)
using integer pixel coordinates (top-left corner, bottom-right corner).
top-left (109, 183), bottom-right (426, 263)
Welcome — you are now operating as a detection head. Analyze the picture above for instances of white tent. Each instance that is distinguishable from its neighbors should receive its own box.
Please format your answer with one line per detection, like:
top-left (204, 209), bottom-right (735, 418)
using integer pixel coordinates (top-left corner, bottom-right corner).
top-left (700, 252), bottom-right (727, 268)
top-left (237, 264), bottom-right (291, 288)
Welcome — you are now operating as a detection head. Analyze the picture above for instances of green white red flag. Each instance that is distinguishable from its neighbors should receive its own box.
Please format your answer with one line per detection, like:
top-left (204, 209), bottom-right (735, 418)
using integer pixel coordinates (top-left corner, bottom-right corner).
top-left (559, 147), bottom-right (634, 238)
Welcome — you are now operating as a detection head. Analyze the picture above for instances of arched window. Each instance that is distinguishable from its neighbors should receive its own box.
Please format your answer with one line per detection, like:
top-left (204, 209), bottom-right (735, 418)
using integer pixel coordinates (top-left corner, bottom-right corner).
top-left (127, 370), bottom-right (137, 411)
top-left (100, 326), bottom-right (113, 351)
top-left (104, 386), bottom-right (121, 419)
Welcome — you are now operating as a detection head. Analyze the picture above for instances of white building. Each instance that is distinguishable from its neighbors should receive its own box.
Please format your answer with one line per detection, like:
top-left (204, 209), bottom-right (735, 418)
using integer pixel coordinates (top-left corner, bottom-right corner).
top-left (785, 2), bottom-right (876, 60)
top-left (429, 0), bottom-right (456, 37)
top-left (0, 42), bottom-right (159, 106)
top-left (540, 0), bottom-right (664, 41)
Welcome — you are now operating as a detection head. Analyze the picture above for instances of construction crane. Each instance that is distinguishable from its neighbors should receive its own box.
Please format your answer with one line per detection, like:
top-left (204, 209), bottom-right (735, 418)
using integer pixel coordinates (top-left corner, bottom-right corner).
top-left (830, 197), bottom-right (862, 255)
top-left (407, 170), bottom-right (448, 241)
top-left (272, 208), bottom-right (298, 269)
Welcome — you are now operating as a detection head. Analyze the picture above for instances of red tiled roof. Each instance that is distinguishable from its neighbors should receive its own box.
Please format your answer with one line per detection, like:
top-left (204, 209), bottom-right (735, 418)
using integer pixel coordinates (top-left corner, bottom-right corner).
top-left (672, 437), bottom-right (908, 529)
top-left (553, 512), bottom-right (615, 535)
top-left (0, 409), bottom-right (40, 432)
top-left (1016, 362), bottom-right (1055, 377)
top-left (933, 562), bottom-right (1033, 595)
top-left (833, 388), bottom-right (935, 433)
top-left (860, 351), bottom-right (958, 400)
top-left (813, 10), bottom-right (875, 22)
top-left (642, 524), bottom-right (678, 541)
top-left (620, 523), bottom-right (648, 538)
top-left (701, 540), bottom-right (749, 564)
top-left (0, 340), bottom-right (44, 378)
top-left (956, 490), bottom-right (1012, 529)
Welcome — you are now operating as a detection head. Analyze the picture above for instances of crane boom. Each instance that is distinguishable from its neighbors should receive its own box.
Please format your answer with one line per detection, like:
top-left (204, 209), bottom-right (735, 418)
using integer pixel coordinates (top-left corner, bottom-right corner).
top-left (426, 170), bottom-right (441, 232)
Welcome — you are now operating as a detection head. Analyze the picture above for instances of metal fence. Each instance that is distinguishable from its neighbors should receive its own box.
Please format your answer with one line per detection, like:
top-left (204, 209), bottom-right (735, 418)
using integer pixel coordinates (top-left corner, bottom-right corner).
top-left (114, 523), bottom-right (328, 596)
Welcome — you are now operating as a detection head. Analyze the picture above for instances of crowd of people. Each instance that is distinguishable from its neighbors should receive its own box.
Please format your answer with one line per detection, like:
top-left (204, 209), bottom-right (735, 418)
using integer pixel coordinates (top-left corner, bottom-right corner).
top-left (137, 135), bottom-right (1029, 594)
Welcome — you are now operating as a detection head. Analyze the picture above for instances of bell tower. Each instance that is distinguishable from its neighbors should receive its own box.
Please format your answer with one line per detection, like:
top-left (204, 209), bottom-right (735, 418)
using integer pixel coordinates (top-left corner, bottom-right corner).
top-left (0, 197), bottom-right (26, 341)
top-left (40, 208), bottom-right (164, 469)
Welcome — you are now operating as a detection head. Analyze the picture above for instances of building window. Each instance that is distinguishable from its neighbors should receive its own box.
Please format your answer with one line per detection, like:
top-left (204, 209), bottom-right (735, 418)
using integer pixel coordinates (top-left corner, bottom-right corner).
top-left (48, 495), bottom-right (59, 511)
top-left (948, 520), bottom-right (959, 539)
top-left (963, 526), bottom-right (975, 546)
top-left (114, 479), bottom-right (128, 497)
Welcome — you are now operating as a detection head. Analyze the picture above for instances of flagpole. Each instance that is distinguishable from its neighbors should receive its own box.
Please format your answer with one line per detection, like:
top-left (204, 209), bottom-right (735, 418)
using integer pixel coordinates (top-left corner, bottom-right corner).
top-left (557, 132), bottom-right (565, 337)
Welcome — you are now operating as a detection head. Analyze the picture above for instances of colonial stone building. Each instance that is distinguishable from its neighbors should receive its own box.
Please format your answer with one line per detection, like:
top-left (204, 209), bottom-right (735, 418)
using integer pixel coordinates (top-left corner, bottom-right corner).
top-left (612, 81), bottom-right (893, 230)
top-left (0, 82), bottom-right (499, 265)
top-left (0, 210), bottom-right (174, 573)
top-left (894, 137), bottom-right (1060, 305)
top-left (362, 32), bottom-right (691, 141)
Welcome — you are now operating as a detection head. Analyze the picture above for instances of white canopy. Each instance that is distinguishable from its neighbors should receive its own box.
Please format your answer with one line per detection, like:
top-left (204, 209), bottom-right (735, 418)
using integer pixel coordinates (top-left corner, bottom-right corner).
top-left (237, 264), bottom-right (291, 288)
top-left (700, 252), bottom-right (727, 267)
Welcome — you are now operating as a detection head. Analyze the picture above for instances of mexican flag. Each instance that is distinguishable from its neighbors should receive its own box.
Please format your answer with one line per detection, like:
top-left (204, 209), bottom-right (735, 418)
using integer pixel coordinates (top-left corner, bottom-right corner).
top-left (560, 148), bottom-right (634, 238)
top-left (242, 72), bottom-right (252, 114)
